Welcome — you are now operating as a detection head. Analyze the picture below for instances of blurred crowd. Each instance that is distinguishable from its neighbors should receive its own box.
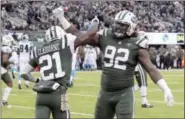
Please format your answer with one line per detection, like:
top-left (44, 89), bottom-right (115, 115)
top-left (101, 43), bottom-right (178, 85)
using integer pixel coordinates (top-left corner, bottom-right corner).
top-left (68, 45), bottom-right (185, 71)
top-left (2, 1), bottom-right (184, 71)
top-left (1, 1), bottom-right (184, 32)
top-left (149, 45), bottom-right (184, 70)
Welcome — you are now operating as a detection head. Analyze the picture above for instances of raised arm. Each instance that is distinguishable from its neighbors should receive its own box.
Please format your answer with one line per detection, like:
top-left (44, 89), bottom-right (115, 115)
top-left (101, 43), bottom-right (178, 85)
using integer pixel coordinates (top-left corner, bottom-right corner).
top-left (52, 7), bottom-right (100, 47)
top-left (53, 7), bottom-right (82, 36)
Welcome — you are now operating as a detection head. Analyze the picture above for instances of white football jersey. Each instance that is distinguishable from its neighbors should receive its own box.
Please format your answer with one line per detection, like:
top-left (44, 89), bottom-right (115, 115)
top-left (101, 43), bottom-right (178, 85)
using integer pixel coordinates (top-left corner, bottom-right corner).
top-left (18, 40), bottom-right (33, 59)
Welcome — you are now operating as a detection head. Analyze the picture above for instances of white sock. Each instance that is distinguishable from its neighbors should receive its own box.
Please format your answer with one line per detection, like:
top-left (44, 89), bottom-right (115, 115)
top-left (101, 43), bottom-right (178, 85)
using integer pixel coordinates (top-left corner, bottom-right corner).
top-left (18, 80), bottom-right (22, 84)
top-left (3, 87), bottom-right (12, 101)
top-left (140, 86), bottom-right (148, 104)
top-left (25, 81), bottom-right (29, 85)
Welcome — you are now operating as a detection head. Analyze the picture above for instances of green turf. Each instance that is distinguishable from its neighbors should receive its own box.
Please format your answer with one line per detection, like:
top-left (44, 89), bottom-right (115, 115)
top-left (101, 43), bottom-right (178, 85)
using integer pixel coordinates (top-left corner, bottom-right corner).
top-left (2, 70), bottom-right (184, 118)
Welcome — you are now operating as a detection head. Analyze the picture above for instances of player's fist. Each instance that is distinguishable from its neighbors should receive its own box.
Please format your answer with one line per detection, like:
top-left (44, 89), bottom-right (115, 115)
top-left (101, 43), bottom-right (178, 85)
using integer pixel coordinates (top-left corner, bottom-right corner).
top-left (52, 6), bottom-right (64, 18)
top-left (164, 90), bottom-right (174, 107)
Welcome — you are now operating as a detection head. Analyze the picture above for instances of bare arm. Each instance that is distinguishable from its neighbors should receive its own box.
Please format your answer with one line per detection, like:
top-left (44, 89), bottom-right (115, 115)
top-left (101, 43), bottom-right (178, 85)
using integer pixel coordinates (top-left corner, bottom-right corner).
top-left (138, 49), bottom-right (163, 83)
top-left (53, 7), bottom-right (100, 47)
top-left (59, 16), bottom-right (100, 48)
top-left (74, 22), bottom-right (100, 48)
top-left (136, 32), bottom-right (173, 107)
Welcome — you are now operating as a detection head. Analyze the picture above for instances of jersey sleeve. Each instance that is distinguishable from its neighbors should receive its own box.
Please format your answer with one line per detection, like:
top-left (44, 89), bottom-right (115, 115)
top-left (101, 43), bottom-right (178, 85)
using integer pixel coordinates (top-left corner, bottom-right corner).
top-left (66, 33), bottom-right (77, 46)
top-left (29, 46), bottom-right (38, 68)
top-left (96, 28), bottom-right (108, 49)
top-left (136, 31), bottom-right (149, 49)
top-left (66, 33), bottom-right (77, 54)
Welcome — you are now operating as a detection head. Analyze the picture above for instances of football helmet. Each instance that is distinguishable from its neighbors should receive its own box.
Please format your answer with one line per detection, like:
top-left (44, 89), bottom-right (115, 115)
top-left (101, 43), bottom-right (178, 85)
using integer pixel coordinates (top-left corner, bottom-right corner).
top-left (2, 35), bottom-right (15, 46)
top-left (45, 26), bottom-right (66, 42)
top-left (112, 10), bottom-right (138, 38)
top-left (21, 34), bottom-right (29, 41)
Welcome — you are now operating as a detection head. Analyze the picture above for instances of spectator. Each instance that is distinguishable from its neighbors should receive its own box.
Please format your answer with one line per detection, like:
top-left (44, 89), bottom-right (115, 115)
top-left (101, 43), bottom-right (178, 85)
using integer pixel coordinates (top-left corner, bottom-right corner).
top-left (1, 1), bottom-right (184, 32)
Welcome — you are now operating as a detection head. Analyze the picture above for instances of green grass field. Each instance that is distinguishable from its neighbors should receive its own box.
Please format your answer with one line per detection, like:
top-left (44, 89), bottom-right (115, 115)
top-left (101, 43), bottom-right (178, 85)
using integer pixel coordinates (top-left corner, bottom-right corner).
top-left (2, 70), bottom-right (184, 118)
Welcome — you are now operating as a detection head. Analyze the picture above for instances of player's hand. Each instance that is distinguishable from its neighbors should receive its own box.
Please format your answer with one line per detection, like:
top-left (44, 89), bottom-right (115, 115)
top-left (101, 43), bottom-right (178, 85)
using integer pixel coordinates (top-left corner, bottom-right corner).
top-left (91, 16), bottom-right (99, 24)
top-left (164, 90), bottom-right (174, 107)
top-left (52, 6), bottom-right (64, 18)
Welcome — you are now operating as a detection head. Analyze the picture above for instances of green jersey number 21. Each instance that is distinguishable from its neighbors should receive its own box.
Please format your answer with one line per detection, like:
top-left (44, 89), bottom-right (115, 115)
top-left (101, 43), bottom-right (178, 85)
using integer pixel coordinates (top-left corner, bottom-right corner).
top-left (39, 52), bottom-right (65, 81)
top-left (104, 45), bottom-right (130, 70)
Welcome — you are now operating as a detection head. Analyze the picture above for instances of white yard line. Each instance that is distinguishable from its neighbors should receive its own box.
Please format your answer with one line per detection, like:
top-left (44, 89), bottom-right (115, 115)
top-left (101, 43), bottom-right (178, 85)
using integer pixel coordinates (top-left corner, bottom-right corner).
top-left (68, 93), bottom-right (184, 105)
top-left (9, 89), bottom-right (184, 105)
top-left (10, 105), bottom-right (93, 117)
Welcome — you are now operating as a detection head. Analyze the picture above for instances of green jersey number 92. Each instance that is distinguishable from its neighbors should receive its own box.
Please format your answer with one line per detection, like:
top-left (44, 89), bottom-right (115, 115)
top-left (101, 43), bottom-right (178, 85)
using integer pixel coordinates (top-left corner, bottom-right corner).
top-left (104, 45), bottom-right (130, 70)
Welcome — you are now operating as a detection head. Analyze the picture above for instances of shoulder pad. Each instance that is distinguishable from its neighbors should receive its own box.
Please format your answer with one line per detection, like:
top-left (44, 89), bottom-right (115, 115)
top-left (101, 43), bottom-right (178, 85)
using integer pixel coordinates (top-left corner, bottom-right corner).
top-left (136, 31), bottom-right (149, 49)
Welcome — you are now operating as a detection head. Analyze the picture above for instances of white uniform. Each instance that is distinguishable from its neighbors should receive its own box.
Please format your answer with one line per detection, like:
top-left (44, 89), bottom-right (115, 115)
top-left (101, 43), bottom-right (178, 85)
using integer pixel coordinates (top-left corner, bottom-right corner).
top-left (69, 47), bottom-right (79, 85)
top-left (83, 47), bottom-right (91, 68)
top-left (18, 41), bottom-right (33, 73)
top-left (88, 48), bottom-right (97, 69)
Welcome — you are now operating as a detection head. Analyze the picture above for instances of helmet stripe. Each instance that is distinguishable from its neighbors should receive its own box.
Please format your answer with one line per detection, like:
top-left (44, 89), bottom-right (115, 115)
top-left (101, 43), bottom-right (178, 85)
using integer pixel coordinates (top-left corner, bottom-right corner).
top-left (53, 26), bottom-right (57, 38)
top-left (117, 12), bottom-right (122, 20)
top-left (50, 27), bottom-right (53, 38)
top-left (120, 11), bottom-right (128, 20)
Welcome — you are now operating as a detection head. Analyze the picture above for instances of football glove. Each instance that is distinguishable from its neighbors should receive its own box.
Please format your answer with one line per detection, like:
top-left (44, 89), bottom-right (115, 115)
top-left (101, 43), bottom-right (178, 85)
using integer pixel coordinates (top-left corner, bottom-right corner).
top-left (52, 6), bottom-right (64, 19)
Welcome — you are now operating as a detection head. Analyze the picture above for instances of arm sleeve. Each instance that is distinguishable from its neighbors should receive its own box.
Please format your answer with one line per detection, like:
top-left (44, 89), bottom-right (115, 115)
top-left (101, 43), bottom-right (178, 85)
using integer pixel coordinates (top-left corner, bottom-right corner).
top-left (29, 46), bottom-right (38, 67)
top-left (136, 31), bottom-right (149, 49)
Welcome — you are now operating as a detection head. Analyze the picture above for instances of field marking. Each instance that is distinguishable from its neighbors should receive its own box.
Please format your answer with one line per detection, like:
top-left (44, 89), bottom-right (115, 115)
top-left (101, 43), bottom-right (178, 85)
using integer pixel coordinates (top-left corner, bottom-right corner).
top-left (9, 87), bottom-right (184, 93)
top-left (9, 105), bottom-right (93, 117)
top-left (29, 70), bottom-right (184, 75)
top-left (9, 89), bottom-right (184, 105)
top-left (68, 93), bottom-right (184, 105)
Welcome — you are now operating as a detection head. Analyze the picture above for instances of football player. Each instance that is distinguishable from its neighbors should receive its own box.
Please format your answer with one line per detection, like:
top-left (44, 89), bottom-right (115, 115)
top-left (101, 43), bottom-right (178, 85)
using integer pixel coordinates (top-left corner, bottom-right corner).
top-left (134, 63), bottom-right (153, 108)
top-left (17, 34), bottom-right (33, 89)
top-left (20, 23), bottom-right (98, 119)
top-left (10, 42), bottom-right (19, 79)
top-left (54, 7), bottom-right (174, 119)
top-left (1, 36), bottom-right (15, 106)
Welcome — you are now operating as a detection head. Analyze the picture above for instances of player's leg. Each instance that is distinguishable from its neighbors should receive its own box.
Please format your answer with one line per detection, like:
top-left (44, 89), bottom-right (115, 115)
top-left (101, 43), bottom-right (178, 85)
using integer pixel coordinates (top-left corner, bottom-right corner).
top-left (134, 65), bottom-right (140, 91)
top-left (115, 87), bottom-right (135, 119)
top-left (94, 90), bottom-right (115, 119)
top-left (136, 64), bottom-right (153, 108)
top-left (18, 60), bottom-right (30, 89)
top-left (35, 106), bottom-right (51, 119)
top-left (51, 96), bottom-right (70, 119)
top-left (35, 93), bottom-right (51, 118)
top-left (18, 60), bottom-right (22, 89)
top-left (11, 66), bottom-right (16, 79)
top-left (24, 60), bottom-right (30, 88)
top-left (25, 80), bottom-right (30, 88)
top-left (1, 67), bottom-right (13, 106)
top-left (52, 109), bottom-right (70, 119)
top-left (51, 86), bottom-right (70, 119)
